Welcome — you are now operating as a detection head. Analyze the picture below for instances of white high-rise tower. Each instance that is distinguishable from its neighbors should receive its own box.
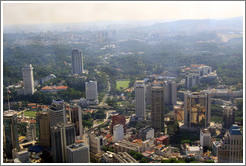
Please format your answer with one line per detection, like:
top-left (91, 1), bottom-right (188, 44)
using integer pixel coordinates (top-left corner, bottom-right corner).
top-left (135, 80), bottom-right (146, 120)
top-left (72, 49), bottom-right (84, 75)
top-left (22, 64), bottom-right (34, 95)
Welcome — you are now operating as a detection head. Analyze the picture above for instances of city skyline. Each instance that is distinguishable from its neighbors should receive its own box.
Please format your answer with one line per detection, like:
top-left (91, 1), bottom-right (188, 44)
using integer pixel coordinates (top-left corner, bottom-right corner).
top-left (2, 1), bottom-right (244, 25)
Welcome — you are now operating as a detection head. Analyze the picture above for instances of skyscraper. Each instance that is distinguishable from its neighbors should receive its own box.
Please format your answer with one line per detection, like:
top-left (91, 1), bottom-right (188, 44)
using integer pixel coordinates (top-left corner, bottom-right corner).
top-left (222, 106), bottom-right (235, 129)
top-left (26, 123), bottom-right (36, 142)
top-left (36, 111), bottom-right (50, 147)
top-left (151, 86), bottom-right (165, 132)
top-left (85, 81), bottom-right (98, 105)
top-left (67, 142), bottom-right (90, 163)
top-left (51, 123), bottom-right (76, 163)
top-left (22, 64), bottom-right (34, 95)
top-left (49, 99), bottom-right (66, 128)
top-left (134, 80), bottom-right (146, 120)
top-left (163, 81), bottom-right (177, 105)
top-left (185, 73), bottom-right (200, 89)
top-left (218, 124), bottom-right (243, 163)
top-left (3, 110), bottom-right (19, 159)
top-left (70, 104), bottom-right (83, 140)
top-left (184, 91), bottom-right (211, 129)
top-left (72, 49), bottom-right (84, 75)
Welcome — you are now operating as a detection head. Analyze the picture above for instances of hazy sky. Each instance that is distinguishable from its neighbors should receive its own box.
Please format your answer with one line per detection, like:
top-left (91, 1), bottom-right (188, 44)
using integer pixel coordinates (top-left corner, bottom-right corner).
top-left (2, 1), bottom-right (244, 25)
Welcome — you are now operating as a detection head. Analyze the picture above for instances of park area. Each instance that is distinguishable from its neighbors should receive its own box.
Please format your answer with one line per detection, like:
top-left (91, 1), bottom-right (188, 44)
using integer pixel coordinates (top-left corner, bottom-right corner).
top-left (116, 80), bottom-right (130, 90)
top-left (23, 111), bottom-right (37, 117)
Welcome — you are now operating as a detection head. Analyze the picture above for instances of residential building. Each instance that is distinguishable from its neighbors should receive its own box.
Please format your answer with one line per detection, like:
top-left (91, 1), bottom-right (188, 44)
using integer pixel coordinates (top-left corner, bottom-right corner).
top-left (184, 91), bottom-right (211, 129)
top-left (114, 140), bottom-right (143, 153)
top-left (156, 135), bottom-right (169, 145)
top-left (185, 73), bottom-right (200, 89)
top-left (85, 81), bottom-right (98, 105)
top-left (3, 110), bottom-right (19, 158)
top-left (67, 142), bottom-right (90, 163)
top-left (72, 49), bottom-right (84, 74)
top-left (49, 99), bottom-right (66, 128)
top-left (36, 111), bottom-right (50, 147)
top-left (134, 80), bottom-right (146, 120)
top-left (198, 65), bottom-right (212, 76)
top-left (88, 131), bottom-right (107, 154)
top-left (200, 129), bottom-right (211, 147)
top-left (51, 123), bottom-right (76, 163)
top-left (186, 145), bottom-right (203, 161)
top-left (222, 106), bottom-right (235, 129)
top-left (139, 127), bottom-right (154, 140)
top-left (22, 64), bottom-right (34, 95)
top-left (151, 86), bottom-right (165, 132)
top-left (113, 124), bottom-right (124, 142)
top-left (218, 124), bottom-right (243, 163)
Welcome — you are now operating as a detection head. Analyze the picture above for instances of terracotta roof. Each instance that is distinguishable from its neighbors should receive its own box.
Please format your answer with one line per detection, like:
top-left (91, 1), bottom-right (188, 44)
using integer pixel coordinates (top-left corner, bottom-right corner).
top-left (41, 86), bottom-right (53, 90)
top-left (55, 86), bottom-right (68, 90)
top-left (28, 103), bottom-right (37, 106)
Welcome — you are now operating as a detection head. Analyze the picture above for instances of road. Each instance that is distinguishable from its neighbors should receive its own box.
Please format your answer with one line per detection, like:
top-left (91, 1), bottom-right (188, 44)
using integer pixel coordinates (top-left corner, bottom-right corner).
top-left (98, 75), bottom-right (111, 107)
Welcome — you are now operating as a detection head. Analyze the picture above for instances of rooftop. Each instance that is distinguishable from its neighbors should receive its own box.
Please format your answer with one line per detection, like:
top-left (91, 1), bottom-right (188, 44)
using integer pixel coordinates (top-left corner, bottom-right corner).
top-left (229, 124), bottom-right (242, 135)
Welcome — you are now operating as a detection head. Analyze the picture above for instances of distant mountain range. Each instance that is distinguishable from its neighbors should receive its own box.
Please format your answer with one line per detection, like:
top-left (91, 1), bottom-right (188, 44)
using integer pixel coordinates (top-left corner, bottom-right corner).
top-left (3, 17), bottom-right (243, 34)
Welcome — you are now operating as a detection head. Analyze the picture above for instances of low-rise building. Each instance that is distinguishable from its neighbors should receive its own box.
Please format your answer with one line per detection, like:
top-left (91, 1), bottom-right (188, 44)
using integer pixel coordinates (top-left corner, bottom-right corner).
top-left (186, 145), bottom-right (203, 161)
top-left (66, 142), bottom-right (90, 163)
top-left (114, 140), bottom-right (143, 153)
top-left (200, 129), bottom-right (211, 147)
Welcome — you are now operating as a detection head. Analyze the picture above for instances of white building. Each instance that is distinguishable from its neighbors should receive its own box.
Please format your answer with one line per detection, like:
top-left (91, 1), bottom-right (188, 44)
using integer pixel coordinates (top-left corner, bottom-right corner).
top-left (134, 80), bottom-right (146, 120)
top-left (198, 65), bottom-right (212, 76)
top-left (186, 145), bottom-right (203, 161)
top-left (67, 142), bottom-right (90, 163)
top-left (72, 49), bottom-right (84, 75)
top-left (200, 128), bottom-right (211, 147)
top-left (185, 73), bottom-right (200, 89)
top-left (85, 81), bottom-right (98, 105)
top-left (22, 64), bottom-right (34, 95)
top-left (88, 131), bottom-right (107, 154)
top-left (113, 124), bottom-right (124, 142)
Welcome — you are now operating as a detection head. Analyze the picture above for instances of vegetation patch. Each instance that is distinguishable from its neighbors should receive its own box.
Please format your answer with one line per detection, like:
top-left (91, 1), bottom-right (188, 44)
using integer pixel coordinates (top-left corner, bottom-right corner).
top-left (116, 80), bottom-right (130, 90)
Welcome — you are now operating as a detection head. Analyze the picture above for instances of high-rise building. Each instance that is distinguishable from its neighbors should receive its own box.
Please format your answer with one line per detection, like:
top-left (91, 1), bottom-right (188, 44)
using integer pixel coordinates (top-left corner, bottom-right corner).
top-left (3, 110), bottom-right (19, 158)
top-left (151, 86), bottom-right (165, 132)
top-left (36, 111), bottom-right (50, 147)
top-left (218, 124), bottom-right (243, 163)
top-left (145, 83), bottom-right (152, 106)
top-left (113, 124), bottom-right (124, 142)
top-left (163, 81), bottom-right (177, 105)
top-left (26, 123), bottom-right (36, 142)
top-left (70, 104), bottom-right (83, 140)
top-left (88, 132), bottom-right (107, 154)
top-left (85, 81), bottom-right (98, 105)
top-left (49, 99), bottom-right (66, 128)
top-left (22, 64), bottom-right (34, 95)
top-left (110, 115), bottom-right (126, 134)
top-left (51, 123), bottom-right (76, 163)
top-left (134, 80), bottom-right (146, 120)
top-left (184, 91), bottom-right (211, 129)
top-left (198, 65), bottom-right (212, 76)
top-left (200, 128), bottom-right (211, 147)
top-left (222, 106), bottom-right (235, 129)
top-left (67, 142), bottom-right (90, 163)
top-left (185, 73), bottom-right (200, 89)
top-left (72, 49), bottom-right (84, 75)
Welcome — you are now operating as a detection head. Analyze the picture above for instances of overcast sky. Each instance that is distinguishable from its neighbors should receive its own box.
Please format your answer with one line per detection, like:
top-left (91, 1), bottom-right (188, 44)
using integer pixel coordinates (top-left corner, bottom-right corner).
top-left (2, 1), bottom-right (244, 25)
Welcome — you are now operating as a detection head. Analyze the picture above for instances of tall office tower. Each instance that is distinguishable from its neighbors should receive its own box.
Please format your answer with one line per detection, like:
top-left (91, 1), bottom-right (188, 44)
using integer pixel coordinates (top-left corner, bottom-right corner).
top-left (163, 81), bottom-right (177, 105)
top-left (218, 124), bottom-right (243, 163)
top-left (222, 106), bottom-right (235, 129)
top-left (110, 115), bottom-right (126, 134)
top-left (184, 91), bottom-right (211, 129)
top-left (72, 49), bottom-right (84, 74)
top-left (85, 81), bottom-right (98, 104)
top-left (3, 110), bottom-right (19, 158)
top-left (134, 80), bottom-right (146, 120)
top-left (51, 123), bottom-right (76, 163)
top-left (67, 142), bottom-right (90, 163)
top-left (36, 111), bottom-right (50, 147)
top-left (26, 123), bottom-right (36, 141)
top-left (49, 99), bottom-right (66, 128)
top-left (113, 124), bottom-right (124, 142)
top-left (185, 73), bottom-right (200, 89)
top-left (22, 64), bottom-right (34, 95)
top-left (151, 86), bottom-right (165, 132)
top-left (145, 83), bottom-right (152, 105)
top-left (70, 104), bottom-right (83, 140)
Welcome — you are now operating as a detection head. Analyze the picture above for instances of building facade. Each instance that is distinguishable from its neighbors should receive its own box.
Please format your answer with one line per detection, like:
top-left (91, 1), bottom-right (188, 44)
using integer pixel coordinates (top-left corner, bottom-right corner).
top-left (134, 80), bottom-right (146, 120)
top-left (49, 99), bottom-right (66, 128)
top-left (85, 81), bottom-right (98, 104)
top-left (222, 106), bottom-right (235, 129)
top-left (200, 128), bottom-right (211, 147)
top-left (184, 91), bottom-right (211, 129)
top-left (185, 73), bottom-right (200, 89)
top-left (70, 104), bottom-right (83, 140)
top-left (67, 142), bottom-right (90, 163)
top-left (22, 64), bottom-right (34, 95)
top-left (151, 86), bottom-right (165, 132)
top-left (3, 110), bottom-right (19, 159)
top-left (113, 124), bottom-right (124, 142)
top-left (36, 111), bottom-right (50, 147)
top-left (72, 49), bottom-right (84, 74)
top-left (110, 115), bottom-right (126, 134)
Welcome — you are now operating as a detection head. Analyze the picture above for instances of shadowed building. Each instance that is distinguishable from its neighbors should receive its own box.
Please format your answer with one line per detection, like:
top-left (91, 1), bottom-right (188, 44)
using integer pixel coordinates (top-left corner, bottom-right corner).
top-left (36, 111), bottom-right (50, 147)
top-left (22, 64), bottom-right (34, 95)
top-left (72, 49), bottom-right (84, 74)
top-left (134, 80), bottom-right (146, 120)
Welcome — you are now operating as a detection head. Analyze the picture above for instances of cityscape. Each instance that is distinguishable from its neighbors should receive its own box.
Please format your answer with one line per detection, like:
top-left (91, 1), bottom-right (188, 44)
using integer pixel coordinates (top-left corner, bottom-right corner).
top-left (2, 1), bottom-right (244, 164)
